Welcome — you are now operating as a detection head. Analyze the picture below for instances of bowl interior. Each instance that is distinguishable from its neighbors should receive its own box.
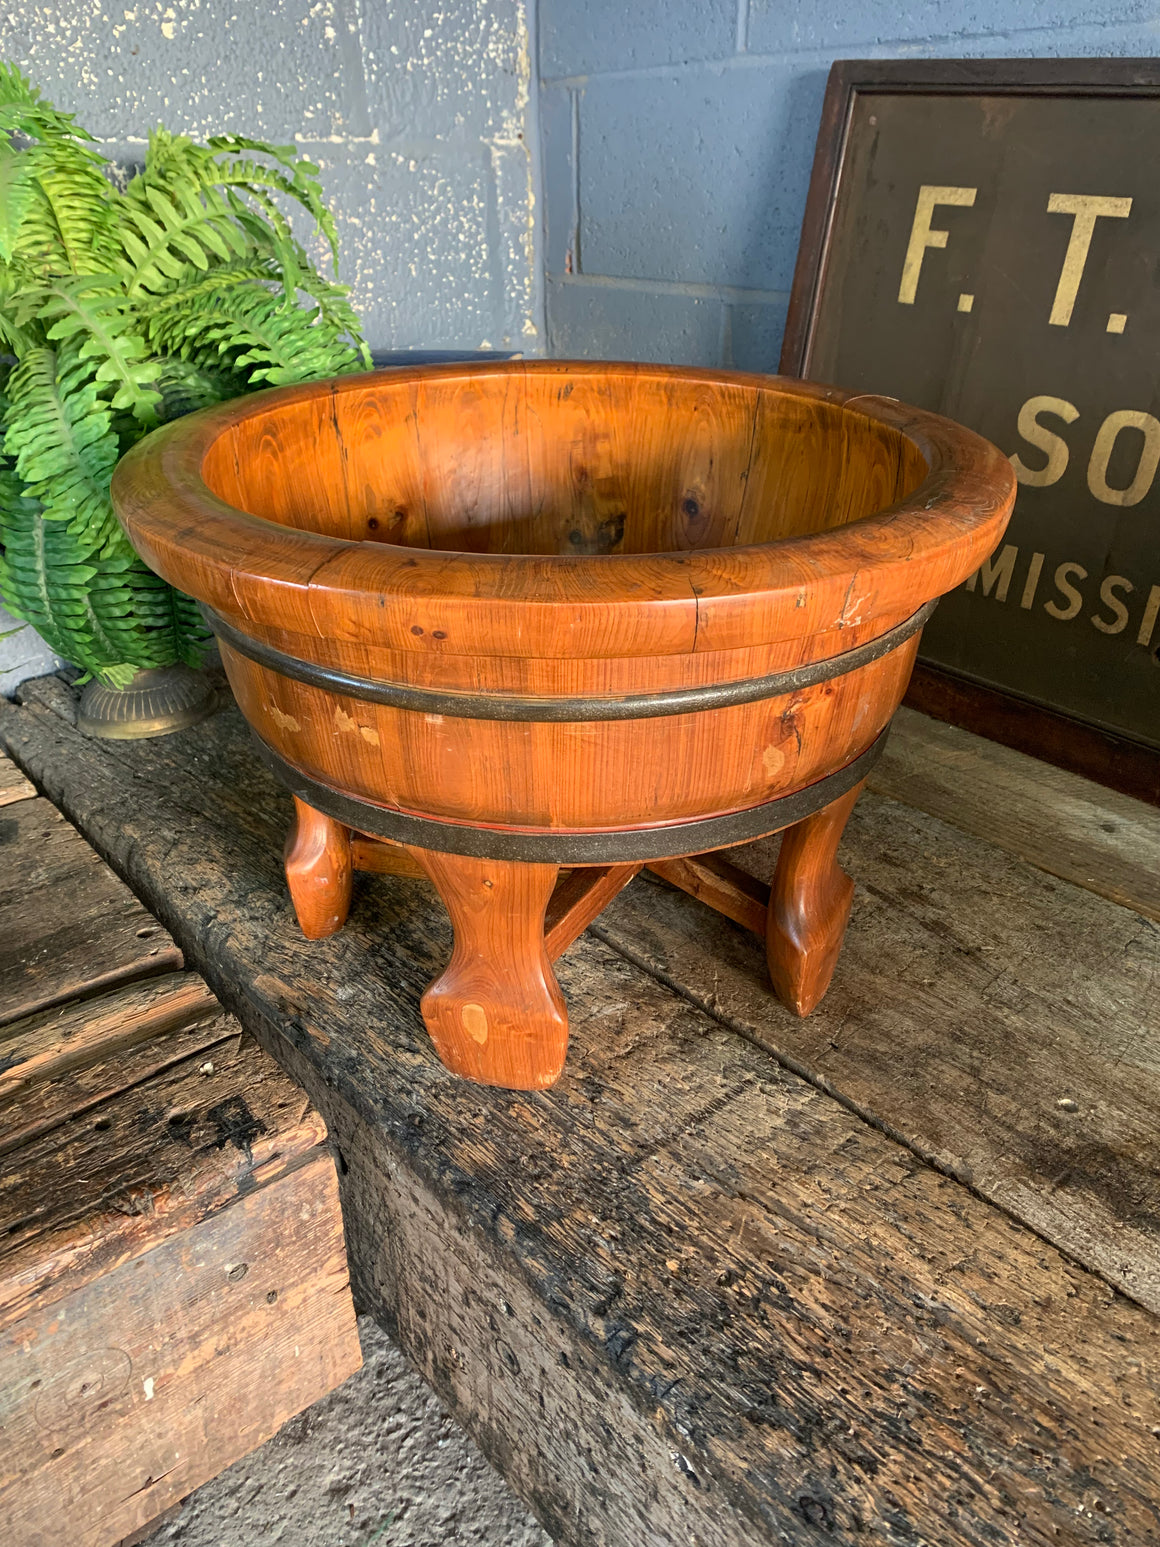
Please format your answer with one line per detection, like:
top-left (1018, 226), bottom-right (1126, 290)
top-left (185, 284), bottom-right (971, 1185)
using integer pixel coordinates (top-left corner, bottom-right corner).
top-left (200, 368), bottom-right (929, 557)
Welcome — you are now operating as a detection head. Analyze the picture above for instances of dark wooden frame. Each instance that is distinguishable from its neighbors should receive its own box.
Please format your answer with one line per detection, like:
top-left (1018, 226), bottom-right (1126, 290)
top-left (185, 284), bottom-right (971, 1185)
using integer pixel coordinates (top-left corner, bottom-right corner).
top-left (781, 58), bottom-right (1160, 806)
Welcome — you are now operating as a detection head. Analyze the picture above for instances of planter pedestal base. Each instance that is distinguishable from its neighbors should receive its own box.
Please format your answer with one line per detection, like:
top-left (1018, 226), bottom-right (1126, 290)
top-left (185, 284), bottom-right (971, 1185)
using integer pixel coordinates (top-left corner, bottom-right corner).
top-left (78, 665), bottom-right (219, 740)
top-left (283, 785), bottom-right (865, 1090)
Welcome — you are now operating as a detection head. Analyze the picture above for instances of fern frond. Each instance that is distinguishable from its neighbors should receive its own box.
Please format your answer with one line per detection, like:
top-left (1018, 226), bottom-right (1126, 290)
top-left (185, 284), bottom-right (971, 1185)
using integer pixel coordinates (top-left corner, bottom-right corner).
top-left (207, 133), bottom-right (339, 269)
top-left (0, 71), bottom-right (370, 683)
top-left (34, 276), bottom-right (162, 423)
top-left (137, 256), bottom-right (279, 318)
top-left (155, 353), bottom-right (247, 420)
top-left (30, 153), bottom-right (118, 274)
top-left (136, 132), bottom-right (338, 302)
top-left (0, 268), bottom-right (35, 351)
top-left (84, 536), bottom-right (188, 667)
top-left (0, 477), bottom-right (184, 682)
top-left (0, 480), bottom-right (108, 669)
top-left (291, 270), bottom-right (372, 366)
top-left (169, 585), bottom-right (211, 665)
top-left (0, 64), bottom-right (116, 276)
top-left (0, 62), bottom-right (95, 144)
top-left (116, 174), bottom-right (248, 296)
top-left (0, 138), bottom-right (46, 262)
top-left (3, 345), bottom-right (121, 549)
top-left (150, 281), bottom-right (361, 383)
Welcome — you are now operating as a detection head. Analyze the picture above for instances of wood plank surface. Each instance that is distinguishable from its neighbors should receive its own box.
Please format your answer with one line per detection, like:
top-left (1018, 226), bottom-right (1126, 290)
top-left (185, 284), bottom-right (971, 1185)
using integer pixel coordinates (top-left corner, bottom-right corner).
top-left (871, 706), bottom-right (1160, 920)
top-left (646, 851), bottom-right (769, 935)
top-left (0, 975), bottom-right (232, 1157)
top-left (597, 790), bottom-right (1160, 1315)
top-left (4, 681), bottom-right (1159, 1547)
top-left (0, 1026), bottom-right (328, 1326)
top-left (0, 795), bottom-right (182, 1025)
top-left (543, 863), bottom-right (641, 960)
top-left (0, 970), bottom-right (219, 1102)
top-left (0, 751), bottom-right (35, 807)
top-left (2, 1156), bottom-right (360, 1547)
top-left (0, 724), bottom-right (362, 1547)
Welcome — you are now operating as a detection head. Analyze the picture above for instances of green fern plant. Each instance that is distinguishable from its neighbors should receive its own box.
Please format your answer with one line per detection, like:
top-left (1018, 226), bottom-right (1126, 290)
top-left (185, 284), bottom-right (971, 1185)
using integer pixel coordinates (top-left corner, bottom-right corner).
top-left (0, 66), bottom-right (370, 685)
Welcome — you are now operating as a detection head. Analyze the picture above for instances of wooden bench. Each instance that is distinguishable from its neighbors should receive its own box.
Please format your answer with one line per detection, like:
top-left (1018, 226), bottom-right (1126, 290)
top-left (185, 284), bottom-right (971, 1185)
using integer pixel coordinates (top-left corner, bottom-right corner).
top-left (3, 676), bottom-right (1158, 1547)
top-left (0, 752), bottom-right (361, 1547)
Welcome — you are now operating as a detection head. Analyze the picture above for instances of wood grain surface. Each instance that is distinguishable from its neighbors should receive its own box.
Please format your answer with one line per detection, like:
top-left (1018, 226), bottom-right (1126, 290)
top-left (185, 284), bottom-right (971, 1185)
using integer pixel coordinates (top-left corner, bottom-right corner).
top-left (0, 728), bottom-right (362, 1547)
top-left (405, 848), bottom-right (567, 1088)
top-left (110, 363), bottom-right (1019, 1086)
top-left (3, 1157), bottom-right (358, 1547)
top-left (597, 795), bottom-right (1160, 1314)
top-left (543, 863), bottom-right (641, 959)
top-left (4, 679), bottom-right (1157, 1547)
top-left (646, 851), bottom-right (770, 935)
top-left (284, 795), bottom-right (353, 939)
top-left (0, 751), bottom-right (35, 807)
top-left (0, 970), bottom-right (219, 1104)
top-left (765, 780), bottom-right (863, 1015)
top-left (872, 706), bottom-right (1160, 920)
top-left (109, 361), bottom-right (1014, 842)
top-left (0, 795), bottom-right (182, 1025)
top-left (112, 363), bottom-right (1014, 671)
top-left (0, 1007), bottom-right (233, 1160)
top-left (0, 1023), bottom-right (330, 1325)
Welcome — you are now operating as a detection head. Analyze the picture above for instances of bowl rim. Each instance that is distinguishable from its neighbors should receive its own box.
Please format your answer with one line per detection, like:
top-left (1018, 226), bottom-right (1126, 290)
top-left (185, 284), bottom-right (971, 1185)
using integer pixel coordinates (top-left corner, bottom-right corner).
top-left (110, 359), bottom-right (1016, 662)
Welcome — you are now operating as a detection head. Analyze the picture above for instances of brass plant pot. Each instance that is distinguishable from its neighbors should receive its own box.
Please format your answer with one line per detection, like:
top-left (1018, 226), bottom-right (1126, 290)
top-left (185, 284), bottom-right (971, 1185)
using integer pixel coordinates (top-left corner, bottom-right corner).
top-left (77, 664), bottom-right (220, 740)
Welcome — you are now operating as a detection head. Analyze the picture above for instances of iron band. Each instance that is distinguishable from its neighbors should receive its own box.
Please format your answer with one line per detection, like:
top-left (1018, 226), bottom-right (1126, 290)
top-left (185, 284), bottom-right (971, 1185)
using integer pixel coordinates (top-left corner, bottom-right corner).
top-left (203, 600), bottom-right (935, 724)
top-left (252, 732), bottom-right (887, 865)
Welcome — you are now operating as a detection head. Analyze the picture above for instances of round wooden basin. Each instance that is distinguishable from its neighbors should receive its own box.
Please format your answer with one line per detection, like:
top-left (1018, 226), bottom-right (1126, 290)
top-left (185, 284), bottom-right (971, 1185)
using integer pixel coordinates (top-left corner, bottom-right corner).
top-left (112, 361), bottom-right (1015, 1088)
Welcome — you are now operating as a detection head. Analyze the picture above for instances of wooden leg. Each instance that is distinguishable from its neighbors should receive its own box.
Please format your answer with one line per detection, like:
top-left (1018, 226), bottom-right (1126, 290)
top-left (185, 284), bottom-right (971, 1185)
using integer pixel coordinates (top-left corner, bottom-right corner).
top-left (543, 863), bottom-right (641, 960)
top-left (284, 796), bottom-right (353, 939)
top-left (405, 848), bottom-right (567, 1091)
top-left (766, 780), bottom-right (865, 1017)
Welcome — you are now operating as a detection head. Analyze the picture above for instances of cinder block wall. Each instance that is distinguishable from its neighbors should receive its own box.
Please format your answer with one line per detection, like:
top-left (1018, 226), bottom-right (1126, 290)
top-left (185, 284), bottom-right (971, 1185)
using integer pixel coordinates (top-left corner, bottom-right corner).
top-left (538, 2), bottom-right (1160, 368)
top-left (0, 0), bottom-right (542, 356)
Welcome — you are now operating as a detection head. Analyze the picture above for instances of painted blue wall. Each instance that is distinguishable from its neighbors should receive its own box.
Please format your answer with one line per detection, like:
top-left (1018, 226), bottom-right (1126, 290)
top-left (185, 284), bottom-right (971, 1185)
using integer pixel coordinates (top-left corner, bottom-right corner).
top-left (0, 0), bottom-right (542, 356)
top-left (538, 2), bottom-right (1160, 367)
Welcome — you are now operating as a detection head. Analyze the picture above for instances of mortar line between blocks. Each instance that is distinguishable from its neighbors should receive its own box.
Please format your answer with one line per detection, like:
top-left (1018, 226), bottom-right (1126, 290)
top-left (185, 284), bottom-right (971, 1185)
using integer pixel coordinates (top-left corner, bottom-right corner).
top-left (735, 0), bottom-right (750, 54)
top-left (569, 86), bottom-right (581, 274)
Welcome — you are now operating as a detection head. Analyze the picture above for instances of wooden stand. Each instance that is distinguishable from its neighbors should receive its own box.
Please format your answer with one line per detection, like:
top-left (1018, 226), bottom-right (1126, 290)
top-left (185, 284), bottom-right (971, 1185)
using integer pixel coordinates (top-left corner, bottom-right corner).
top-left (283, 788), bottom-right (864, 1089)
top-left (111, 361), bottom-right (1016, 1096)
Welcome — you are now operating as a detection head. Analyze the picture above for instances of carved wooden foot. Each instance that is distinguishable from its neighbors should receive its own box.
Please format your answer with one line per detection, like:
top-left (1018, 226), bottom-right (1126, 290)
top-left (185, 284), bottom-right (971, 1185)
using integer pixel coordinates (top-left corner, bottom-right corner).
top-left (766, 780), bottom-right (865, 1016)
top-left (284, 796), bottom-right (353, 939)
top-left (405, 849), bottom-right (567, 1090)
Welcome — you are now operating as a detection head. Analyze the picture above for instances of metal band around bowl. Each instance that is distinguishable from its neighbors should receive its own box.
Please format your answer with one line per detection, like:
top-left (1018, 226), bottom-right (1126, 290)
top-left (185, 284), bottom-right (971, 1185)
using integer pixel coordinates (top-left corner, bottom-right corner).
top-left (203, 600), bottom-right (936, 724)
top-left (252, 731), bottom-right (887, 864)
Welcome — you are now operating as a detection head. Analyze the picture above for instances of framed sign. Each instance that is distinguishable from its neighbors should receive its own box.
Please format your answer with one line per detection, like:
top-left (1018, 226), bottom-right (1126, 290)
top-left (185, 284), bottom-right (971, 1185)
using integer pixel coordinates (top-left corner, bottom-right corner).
top-left (782, 59), bottom-right (1160, 800)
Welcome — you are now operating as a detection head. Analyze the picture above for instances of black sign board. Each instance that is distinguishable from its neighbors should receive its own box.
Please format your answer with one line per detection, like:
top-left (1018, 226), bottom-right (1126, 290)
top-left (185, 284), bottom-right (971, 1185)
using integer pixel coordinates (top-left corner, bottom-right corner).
top-left (782, 59), bottom-right (1160, 795)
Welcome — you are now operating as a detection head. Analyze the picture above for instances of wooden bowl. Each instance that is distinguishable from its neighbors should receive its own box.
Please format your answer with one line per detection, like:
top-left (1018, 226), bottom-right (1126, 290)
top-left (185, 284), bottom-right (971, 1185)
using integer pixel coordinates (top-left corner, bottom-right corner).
top-left (112, 362), bottom-right (1015, 1088)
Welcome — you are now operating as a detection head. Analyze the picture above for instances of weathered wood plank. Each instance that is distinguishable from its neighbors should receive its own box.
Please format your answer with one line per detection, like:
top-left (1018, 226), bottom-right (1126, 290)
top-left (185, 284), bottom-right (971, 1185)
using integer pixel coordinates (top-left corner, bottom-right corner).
top-left (596, 792), bottom-right (1160, 1314)
top-left (4, 683), bottom-right (1159, 1547)
top-left (0, 751), bottom-right (35, 807)
top-left (0, 795), bottom-right (182, 1025)
top-left (0, 970), bottom-right (219, 1103)
top-left (0, 977), bottom-right (233, 1158)
top-left (2, 1155), bottom-right (360, 1547)
top-left (871, 706), bottom-right (1160, 920)
top-left (0, 722), bottom-right (361, 1547)
top-left (0, 1029), bottom-right (328, 1326)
